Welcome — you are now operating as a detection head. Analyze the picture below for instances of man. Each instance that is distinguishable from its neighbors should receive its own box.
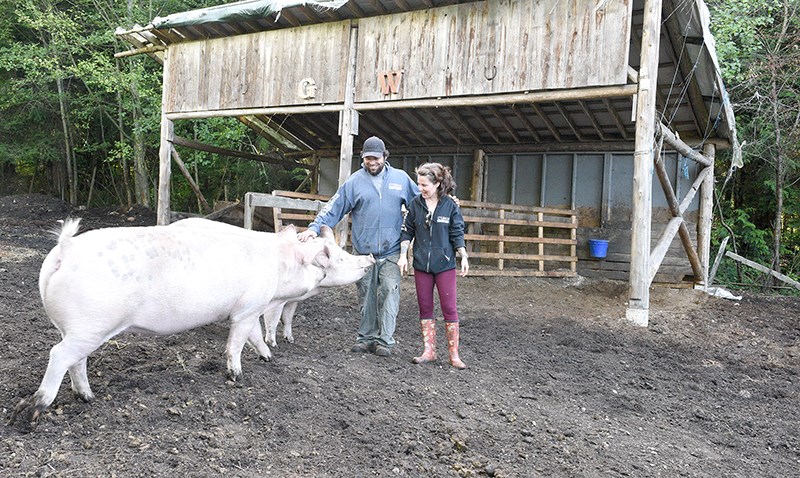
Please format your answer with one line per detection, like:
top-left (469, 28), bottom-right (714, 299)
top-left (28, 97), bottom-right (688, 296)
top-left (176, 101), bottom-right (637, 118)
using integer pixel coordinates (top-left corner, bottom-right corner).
top-left (298, 136), bottom-right (418, 357)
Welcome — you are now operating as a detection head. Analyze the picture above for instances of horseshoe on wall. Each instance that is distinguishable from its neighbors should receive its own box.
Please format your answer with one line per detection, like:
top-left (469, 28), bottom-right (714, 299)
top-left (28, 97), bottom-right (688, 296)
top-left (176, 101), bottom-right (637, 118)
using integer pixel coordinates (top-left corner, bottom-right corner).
top-left (484, 65), bottom-right (497, 80)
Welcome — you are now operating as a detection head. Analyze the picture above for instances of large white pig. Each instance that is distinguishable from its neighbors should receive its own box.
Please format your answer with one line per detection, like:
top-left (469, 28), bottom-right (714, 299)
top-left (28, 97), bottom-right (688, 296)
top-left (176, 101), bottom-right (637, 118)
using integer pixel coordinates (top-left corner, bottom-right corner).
top-left (263, 225), bottom-right (358, 347)
top-left (169, 218), bottom-right (375, 350)
top-left (10, 218), bottom-right (339, 424)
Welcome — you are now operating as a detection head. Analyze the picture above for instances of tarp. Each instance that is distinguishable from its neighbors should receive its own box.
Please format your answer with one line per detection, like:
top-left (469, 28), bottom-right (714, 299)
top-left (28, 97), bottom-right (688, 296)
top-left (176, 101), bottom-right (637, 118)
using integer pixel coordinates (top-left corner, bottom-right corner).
top-left (695, 0), bottom-right (742, 168)
top-left (152, 0), bottom-right (348, 29)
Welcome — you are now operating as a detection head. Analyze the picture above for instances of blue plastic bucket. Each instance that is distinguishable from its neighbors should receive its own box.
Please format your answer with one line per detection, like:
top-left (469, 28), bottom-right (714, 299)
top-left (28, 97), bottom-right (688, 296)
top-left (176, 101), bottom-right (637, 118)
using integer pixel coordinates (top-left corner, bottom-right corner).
top-left (588, 239), bottom-right (609, 259)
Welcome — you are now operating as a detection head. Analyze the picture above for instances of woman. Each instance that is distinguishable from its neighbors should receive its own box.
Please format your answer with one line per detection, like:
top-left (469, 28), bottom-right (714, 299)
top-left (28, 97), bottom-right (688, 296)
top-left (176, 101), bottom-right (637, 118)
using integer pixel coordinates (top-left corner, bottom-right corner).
top-left (397, 163), bottom-right (469, 369)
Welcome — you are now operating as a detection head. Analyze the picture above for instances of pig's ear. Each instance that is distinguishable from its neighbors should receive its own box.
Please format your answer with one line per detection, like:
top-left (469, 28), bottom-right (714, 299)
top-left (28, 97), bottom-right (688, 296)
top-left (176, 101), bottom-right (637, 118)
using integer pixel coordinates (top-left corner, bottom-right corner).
top-left (320, 225), bottom-right (334, 240)
top-left (312, 244), bottom-right (332, 269)
top-left (317, 245), bottom-right (332, 269)
top-left (299, 241), bottom-right (329, 267)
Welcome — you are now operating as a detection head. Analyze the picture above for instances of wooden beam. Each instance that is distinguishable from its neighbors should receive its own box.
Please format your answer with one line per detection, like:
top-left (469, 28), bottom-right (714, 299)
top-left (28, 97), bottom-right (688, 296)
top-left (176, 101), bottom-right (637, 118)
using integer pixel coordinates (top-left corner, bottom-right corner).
top-left (627, 0), bottom-right (663, 327)
top-left (601, 153), bottom-right (613, 225)
top-left (603, 98), bottom-right (630, 140)
top-left (253, 114), bottom-right (311, 151)
top-left (468, 106), bottom-right (501, 143)
top-left (649, 216), bottom-right (684, 284)
top-left (170, 147), bottom-right (211, 213)
top-left (554, 103), bottom-right (583, 141)
top-left (167, 103), bottom-right (344, 120)
top-left (427, 109), bottom-right (462, 143)
top-left (407, 109), bottom-right (446, 145)
top-left (171, 135), bottom-right (312, 170)
top-left (579, 100), bottom-right (607, 141)
top-left (164, 84), bottom-right (639, 121)
top-left (659, 123), bottom-right (712, 166)
top-left (489, 105), bottom-right (521, 143)
top-left (678, 166), bottom-right (711, 214)
top-left (114, 45), bottom-right (165, 59)
top-left (530, 103), bottom-right (562, 142)
top-left (707, 235), bottom-right (729, 288)
top-left (446, 109), bottom-right (483, 144)
top-left (510, 105), bottom-right (541, 142)
top-left (726, 252), bottom-right (800, 290)
top-left (353, 84), bottom-right (639, 111)
top-left (238, 116), bottom-right (294, 153)
top-left (381, 141), bottom-right (636, 156)
top-left (653, 148), bottom-right (705, 281)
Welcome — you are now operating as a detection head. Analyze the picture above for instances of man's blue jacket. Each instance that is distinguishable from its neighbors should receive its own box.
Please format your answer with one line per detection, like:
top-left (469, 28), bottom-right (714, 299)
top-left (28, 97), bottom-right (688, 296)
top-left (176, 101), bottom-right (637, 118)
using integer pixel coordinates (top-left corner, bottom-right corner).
top-left (307, 162), bottom-right (418, 259)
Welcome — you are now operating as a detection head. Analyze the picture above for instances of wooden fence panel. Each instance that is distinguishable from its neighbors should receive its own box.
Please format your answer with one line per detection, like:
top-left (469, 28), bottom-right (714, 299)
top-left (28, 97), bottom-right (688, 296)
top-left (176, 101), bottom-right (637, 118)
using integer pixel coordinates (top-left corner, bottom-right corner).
top-left (245, 192), bottom-right (577, 277)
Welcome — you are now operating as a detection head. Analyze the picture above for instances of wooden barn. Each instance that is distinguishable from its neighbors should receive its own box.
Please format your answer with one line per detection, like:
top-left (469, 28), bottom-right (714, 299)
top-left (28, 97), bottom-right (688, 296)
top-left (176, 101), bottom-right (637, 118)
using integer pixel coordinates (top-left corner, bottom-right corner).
top-left (116, 0), bottom-right (740, 326)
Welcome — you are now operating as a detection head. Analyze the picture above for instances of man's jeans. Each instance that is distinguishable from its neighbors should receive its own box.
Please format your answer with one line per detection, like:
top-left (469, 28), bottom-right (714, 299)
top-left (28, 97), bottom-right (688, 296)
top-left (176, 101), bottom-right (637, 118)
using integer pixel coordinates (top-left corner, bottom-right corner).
top-left (355, 254), bottom-right (401, 348)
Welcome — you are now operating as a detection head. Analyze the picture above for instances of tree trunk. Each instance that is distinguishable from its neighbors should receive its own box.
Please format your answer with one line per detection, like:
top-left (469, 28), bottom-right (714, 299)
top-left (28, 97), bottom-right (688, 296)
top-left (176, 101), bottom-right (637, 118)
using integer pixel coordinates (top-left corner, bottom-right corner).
top-left (130, 78), bottom-right (150, 208)
top-left (769, 50), bottom-right (785, 285)
top-left (116, 57), bottom-right (133, 209)
top-left (56, 77), bottom-right (77, 205)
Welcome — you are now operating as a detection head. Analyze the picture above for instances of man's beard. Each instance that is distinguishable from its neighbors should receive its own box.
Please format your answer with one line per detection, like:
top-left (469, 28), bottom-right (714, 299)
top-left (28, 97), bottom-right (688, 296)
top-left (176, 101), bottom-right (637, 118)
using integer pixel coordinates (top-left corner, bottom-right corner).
top-left (368, 164), bottom-right (385, 176)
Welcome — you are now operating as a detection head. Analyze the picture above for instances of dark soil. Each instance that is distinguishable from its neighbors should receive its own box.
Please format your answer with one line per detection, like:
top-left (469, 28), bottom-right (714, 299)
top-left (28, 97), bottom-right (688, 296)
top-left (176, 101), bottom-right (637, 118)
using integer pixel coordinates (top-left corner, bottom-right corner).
top-left (1, 193), bottom-right (798, 477)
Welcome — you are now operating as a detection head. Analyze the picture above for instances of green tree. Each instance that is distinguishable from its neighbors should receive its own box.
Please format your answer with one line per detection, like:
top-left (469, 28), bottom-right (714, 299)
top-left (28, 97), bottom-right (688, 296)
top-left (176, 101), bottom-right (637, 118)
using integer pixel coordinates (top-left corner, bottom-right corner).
top-left (710, 0), bottom-right (800, 285)
top-left (0, 0), bottom-right (267, 210)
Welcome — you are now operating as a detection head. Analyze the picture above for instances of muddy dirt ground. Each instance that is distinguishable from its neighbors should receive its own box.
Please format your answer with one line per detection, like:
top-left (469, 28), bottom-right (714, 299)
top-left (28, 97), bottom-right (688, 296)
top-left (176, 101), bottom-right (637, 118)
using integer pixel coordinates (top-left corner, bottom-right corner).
top-left (0, 193), bottom-right (798, 477)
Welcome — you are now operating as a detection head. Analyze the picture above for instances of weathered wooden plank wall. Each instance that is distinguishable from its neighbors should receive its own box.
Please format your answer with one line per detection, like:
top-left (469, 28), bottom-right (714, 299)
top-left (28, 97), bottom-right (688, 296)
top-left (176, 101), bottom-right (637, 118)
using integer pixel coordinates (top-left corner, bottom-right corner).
top-left (355, 0), bottom-right (632, 102)
top-left (165, 21), bottom-right (351, 113)
top-left (164, 0), bottom-right (632, 113)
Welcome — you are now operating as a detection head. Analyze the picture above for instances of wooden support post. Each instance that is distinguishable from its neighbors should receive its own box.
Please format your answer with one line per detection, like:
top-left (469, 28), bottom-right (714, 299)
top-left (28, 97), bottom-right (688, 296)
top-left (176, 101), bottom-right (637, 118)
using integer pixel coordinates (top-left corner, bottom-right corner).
top-left (470, 149), bottom-right (485, 202)
top-left (334, 24), bottom-right (359, 247)
top-left (156, 49), bottom-right (173, 225)
top-left (627, 0), bottom-right (663, 327)
top-left (467, 149), bottom-right (485, 259)
top-left (601, 153), bottom-right (612, 226)
top-left (538, 212), bottom-right (545, 272)
top-left (698, 143), bottom-right (715, 285)
top-left (570, 215), bottom-right (577, 273)
top-left (310, 154), bottom-right (320, 194)
top-left (498, 209), bottom-right (505, 271)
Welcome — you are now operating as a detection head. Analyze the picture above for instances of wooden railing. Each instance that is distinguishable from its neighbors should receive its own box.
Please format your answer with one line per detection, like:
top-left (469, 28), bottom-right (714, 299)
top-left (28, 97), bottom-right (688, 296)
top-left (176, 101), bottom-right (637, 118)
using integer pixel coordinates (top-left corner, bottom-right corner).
top-left (244, 191), bottom-right (577, 277)
top-left (459, 200), bottom-right (577, 277)
top-left (244, 190), bottom-right (325, 232)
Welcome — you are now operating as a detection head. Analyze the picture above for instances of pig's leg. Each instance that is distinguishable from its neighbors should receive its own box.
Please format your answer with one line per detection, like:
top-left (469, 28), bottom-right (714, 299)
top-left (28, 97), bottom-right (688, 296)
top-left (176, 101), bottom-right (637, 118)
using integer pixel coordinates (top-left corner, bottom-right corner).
top-left (246, 319), bottom-right (272, 362)
top-left (67, 357), bottom-right (94, 402)
top-left (281, 301), bottom-right (299, 344)
top-left (225, 315), bottom-right (260, 381)
top-left (11, 335), bottom-right (102, 424)
top-left (263, 304), bottom-right (284, 348)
